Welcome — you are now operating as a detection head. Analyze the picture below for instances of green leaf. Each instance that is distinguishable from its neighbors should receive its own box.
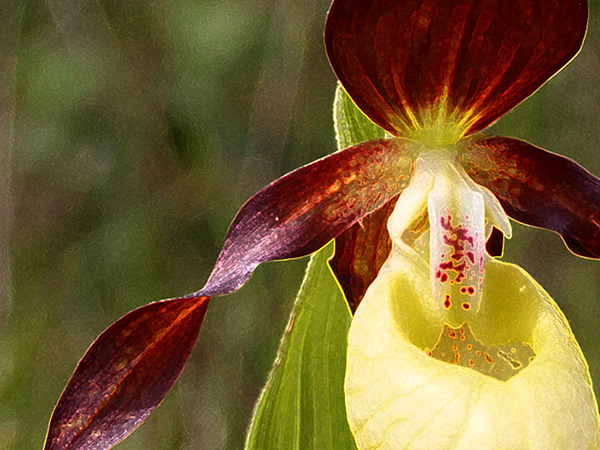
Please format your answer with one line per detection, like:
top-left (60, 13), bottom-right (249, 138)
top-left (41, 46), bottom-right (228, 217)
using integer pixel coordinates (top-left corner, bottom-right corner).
top-left (333, 83), bottom-right (386, 149)
top-left (244, 243), bottom-right (357, 450)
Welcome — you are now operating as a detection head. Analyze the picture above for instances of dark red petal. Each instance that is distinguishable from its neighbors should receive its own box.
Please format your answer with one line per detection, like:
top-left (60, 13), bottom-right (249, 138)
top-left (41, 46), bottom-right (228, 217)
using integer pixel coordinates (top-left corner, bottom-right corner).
top-left (45, 296), bottom-right (209, 450)
top-left (325, 0), bottom-right (587, 137)
top-left (485, 226), bottom-right (504, 258)
top-left (197, 139), bottom-right (414, 297)
top-left (462, 136), bottom-right (600, 259)
top-left (329, 196), bottom-right (398, 313)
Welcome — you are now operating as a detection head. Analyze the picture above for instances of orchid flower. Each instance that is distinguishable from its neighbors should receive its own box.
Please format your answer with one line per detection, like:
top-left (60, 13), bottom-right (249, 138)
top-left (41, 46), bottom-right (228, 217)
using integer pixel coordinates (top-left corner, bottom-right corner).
top-left (45, 0), bottom-right (600, 448)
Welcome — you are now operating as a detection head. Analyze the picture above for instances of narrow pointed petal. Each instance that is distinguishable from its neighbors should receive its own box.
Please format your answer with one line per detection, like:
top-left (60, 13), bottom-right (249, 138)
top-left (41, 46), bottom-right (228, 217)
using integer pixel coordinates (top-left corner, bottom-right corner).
top-left (325, 0), bottom-right (587, 137)
top-left (45, 296), bottom-right (209, 450)
top-left (462, 136), bottom-right (600, 259)
top-left (197, 139), bottom-right (414, 297)
top-left (329, 196), bottom-right (398, 313)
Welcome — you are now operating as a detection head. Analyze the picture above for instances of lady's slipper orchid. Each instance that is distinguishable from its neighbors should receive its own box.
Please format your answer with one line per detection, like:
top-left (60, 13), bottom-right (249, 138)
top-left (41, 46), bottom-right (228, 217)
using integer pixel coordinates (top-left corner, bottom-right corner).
top-left (45, 0), bottom-right (600, 448)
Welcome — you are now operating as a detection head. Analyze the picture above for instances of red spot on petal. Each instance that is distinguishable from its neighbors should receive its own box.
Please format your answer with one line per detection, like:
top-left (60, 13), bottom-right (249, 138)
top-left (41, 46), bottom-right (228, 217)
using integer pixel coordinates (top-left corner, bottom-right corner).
top-left (443, 295), bottom-right (452, 309)
top-left (451, 252), bottom-right (463, 261)
top-left (466, 251), bottom-right (475, 264)
top-left (441, 215), bottom-right (452, 229)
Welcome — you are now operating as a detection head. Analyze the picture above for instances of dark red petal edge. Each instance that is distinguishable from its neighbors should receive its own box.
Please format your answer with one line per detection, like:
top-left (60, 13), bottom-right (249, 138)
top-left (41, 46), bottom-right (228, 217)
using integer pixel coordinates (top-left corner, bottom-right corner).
top-left (485, 226), bottom-right (504, 258)
top-left (462, 136), bottom-right (600, 259)
top-left (45, 296), bottom-right (209, 450)
top-left (325, 0), bottom-right (588, 136)
top-left (196, 138), bottom-right (414, 297)
top-left (329, 196), bottom-right (398, 312)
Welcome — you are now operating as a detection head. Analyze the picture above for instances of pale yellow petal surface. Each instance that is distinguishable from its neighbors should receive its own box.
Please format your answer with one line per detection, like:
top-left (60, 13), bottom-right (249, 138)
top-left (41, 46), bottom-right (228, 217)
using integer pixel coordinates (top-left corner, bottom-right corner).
top-left (345, 247), bottom-right (600, 449)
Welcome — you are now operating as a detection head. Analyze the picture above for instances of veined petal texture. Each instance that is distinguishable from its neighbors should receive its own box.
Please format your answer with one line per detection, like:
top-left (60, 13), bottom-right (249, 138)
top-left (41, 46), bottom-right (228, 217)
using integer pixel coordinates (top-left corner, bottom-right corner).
top-left (45, 297), bottom-right (209, 450)
top-left (325, 0), bottom-right (587, 137)
top-left (462, 136), bottom-right (600, 259)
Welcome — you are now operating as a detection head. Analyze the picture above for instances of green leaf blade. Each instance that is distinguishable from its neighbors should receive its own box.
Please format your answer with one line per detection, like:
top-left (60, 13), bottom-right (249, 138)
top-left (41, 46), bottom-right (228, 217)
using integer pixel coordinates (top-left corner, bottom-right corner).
top-left (245, 243), bottom-right (357, 450)
top-left (334, 83), bottom-right (385, 149)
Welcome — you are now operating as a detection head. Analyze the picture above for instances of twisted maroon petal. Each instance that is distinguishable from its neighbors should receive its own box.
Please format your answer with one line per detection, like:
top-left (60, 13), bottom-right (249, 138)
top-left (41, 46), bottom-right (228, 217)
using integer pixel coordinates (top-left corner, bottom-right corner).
top-left (325, 0), bottom-right (587, 136)
top-left (330, 196), bottom-right (398, 312)
top-left (197, 139), bottom-right (414, 297)
top-left (462, 136), bottom-right (600, 259)
top-left (45, 296), bottom-right (209, 450)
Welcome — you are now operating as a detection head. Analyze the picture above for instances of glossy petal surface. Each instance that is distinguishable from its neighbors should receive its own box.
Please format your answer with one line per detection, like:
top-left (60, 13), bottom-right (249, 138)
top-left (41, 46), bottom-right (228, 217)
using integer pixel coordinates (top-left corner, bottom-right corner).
top-left (462, 136), bottom-right (600, 259)
top-left (330, 196), bottom-right (398, 312)
top-left (197, 139), bottom-right (414, 297)
top-left (325, 0), bottom-right (587, 137)
top-left (45, 296), bottom-right (209, 450)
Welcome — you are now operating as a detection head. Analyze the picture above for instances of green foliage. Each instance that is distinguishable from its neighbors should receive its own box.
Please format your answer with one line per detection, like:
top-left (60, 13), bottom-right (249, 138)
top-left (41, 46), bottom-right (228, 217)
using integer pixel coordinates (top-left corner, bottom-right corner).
top-left (245, 243), bottom-right (357, 450)
top-left (333, 84), bottom-right (386, 148)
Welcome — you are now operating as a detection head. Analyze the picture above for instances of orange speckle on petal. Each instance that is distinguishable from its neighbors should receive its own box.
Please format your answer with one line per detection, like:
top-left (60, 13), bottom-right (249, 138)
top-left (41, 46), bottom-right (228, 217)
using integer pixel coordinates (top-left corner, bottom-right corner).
top-left (326, 179), bottom-right (342, 194)
top-left (342, 173), bottom-right (357, 184)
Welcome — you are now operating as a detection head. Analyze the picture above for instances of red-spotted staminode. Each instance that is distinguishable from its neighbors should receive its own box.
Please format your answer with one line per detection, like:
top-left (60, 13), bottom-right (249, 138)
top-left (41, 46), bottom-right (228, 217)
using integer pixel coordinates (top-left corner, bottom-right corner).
top-left (45, 0), bottom-right (600, 448)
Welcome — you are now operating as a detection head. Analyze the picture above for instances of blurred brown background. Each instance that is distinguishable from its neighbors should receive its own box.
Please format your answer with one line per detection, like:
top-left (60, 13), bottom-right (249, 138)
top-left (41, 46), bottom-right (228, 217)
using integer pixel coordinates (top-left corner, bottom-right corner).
top-left (0, 0), bottom-right (599, 448)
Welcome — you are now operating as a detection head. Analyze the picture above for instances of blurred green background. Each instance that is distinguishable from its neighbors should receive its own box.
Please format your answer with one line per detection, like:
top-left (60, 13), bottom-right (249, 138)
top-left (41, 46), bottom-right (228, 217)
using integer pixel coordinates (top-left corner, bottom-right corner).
top-left (0, 0), bottom-right (599, 448)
